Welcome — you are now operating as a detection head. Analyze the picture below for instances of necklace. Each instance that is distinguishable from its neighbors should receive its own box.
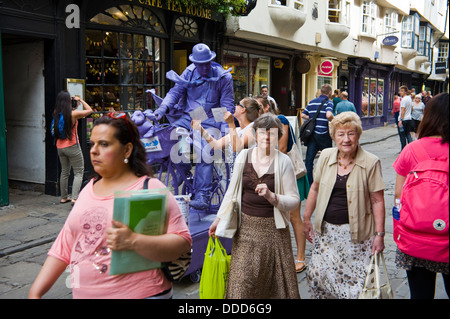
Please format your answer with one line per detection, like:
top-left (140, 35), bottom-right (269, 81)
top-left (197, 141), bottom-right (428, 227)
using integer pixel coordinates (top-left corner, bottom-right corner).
top-left (338, 156), bottom-right (354, 169)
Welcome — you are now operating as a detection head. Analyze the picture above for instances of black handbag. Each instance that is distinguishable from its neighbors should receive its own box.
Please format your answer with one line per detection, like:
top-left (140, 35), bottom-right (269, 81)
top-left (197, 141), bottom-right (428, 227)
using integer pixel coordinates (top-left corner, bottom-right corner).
top-left (300, 99), bottom-right (327, 144)
top-left (143, 178), bottom-right (192, 282)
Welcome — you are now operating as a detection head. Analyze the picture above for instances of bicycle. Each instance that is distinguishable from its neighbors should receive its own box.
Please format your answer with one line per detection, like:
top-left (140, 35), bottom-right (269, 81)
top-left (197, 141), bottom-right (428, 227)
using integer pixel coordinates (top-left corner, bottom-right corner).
top-left (131, 109), bottom-right (230, 215)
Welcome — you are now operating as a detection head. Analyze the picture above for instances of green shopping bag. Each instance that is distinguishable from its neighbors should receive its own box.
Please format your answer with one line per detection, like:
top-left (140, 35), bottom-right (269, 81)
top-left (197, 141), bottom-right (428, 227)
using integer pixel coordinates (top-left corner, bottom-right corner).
top-left (199, 236), bottom-right (231, 299)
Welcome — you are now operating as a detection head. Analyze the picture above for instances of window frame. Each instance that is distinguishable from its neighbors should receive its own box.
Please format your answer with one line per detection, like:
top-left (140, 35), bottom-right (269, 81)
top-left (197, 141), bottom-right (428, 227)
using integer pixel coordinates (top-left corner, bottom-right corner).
top-left (384, 9), bottom-right (398, 35)
top-left (85, 28), bottom-right (167, 115)
top-left (361, 0), bottom-right (377, 36)
top-left (270, 0), bottom-right (305, 12)
top-left (401, 13), bottom-right (420, 50)
top-left (437, 42), bottom-right (449, 67)
top-left (419, 23), bottom-right (432, 60)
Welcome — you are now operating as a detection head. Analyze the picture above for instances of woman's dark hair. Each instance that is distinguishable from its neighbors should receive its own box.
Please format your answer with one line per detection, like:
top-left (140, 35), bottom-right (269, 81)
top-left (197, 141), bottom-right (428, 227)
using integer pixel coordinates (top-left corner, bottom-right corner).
top-left (418, 92), bottom-right (449, 144)
top-left (253, 113), bottom-right (284, 140)
top-left (241, 97), bottom-right (263, 122)
top-left (53, 91), bottom-right (73, 139)
top-left (93, 115), bottom-right (152, 177)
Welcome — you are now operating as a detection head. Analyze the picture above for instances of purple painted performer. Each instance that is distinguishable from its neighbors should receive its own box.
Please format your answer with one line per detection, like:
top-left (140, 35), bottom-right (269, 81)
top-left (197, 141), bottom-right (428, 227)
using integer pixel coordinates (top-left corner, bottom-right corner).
top-left (153, 43), bottom-right (235, 210)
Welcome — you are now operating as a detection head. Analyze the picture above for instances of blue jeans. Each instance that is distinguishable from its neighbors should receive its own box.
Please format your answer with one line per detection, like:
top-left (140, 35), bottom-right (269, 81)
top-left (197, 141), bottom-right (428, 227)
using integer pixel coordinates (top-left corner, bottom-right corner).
top-left (305, 133), bottom-right (332, 185)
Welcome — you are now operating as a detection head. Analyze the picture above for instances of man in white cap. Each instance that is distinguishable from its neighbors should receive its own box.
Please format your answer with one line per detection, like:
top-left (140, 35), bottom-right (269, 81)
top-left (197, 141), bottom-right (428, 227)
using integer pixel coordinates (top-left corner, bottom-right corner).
top-left (153, 43), bottom-right (234, 210)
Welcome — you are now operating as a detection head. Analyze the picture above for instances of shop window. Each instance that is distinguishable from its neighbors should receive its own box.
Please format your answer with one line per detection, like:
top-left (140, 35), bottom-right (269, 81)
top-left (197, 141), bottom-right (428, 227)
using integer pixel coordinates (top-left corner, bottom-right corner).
top-left (223, 51), bottom-right (272, 102)
top-left (361, 0), bottom-right (377, 36)
top-left (223, 51), bottom-right (249, 102)
top-left (401, 13), bottom-right (420, 50)
top-left (86, 6), bottom-right (166, 114)
top-left (250, 55), bottom-right (270, 96)
top-left (362, 77), bottom-right (384, 117)
top-left (85, 29), bottom-right (166, 113)
top-left (317, 76), bottom-right (332, 92)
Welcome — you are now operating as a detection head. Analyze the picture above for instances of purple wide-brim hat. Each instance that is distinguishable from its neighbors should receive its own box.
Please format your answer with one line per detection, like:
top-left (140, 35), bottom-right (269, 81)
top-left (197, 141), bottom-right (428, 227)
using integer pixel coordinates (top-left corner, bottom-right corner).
top-left (189, 43), bottom-right (216, 63)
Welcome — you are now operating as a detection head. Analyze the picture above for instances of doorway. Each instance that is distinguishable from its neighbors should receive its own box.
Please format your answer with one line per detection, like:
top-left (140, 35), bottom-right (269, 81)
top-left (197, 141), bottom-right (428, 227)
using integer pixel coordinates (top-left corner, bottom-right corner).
top-left (173, 41), bottom-right (195, 76)
top-left (2, 35), bottom-right (46, 188)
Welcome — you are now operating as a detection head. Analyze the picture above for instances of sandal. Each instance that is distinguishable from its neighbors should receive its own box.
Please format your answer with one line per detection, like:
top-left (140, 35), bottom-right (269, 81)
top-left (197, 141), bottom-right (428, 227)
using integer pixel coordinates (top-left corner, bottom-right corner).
top-left (71, 199), bottom-right (76, 206)
top-left (60, 198), bottom-right (71, 204)
top-left (295, 260), bottom-right (307, 273)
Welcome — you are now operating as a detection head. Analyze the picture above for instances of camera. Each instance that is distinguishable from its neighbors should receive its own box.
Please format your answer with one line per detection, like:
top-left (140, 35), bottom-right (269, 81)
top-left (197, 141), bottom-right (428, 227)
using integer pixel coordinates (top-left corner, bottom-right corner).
top-left (72, 98), bottom-right (78, 108)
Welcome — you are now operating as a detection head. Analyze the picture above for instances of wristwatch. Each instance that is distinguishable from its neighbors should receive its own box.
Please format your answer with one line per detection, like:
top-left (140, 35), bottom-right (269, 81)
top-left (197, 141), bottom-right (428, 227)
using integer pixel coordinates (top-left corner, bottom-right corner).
top-left (375, 232), bottom-right (385, 237)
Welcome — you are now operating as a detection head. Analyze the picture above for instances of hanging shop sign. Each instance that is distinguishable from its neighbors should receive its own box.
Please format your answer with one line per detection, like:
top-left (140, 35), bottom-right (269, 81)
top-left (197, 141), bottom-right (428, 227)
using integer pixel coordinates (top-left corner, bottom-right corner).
top-left (382, 35), bottom-right (399, 46)
top-left (435, 62), bottom-right (447, 74)
top-left (318, 59), bottom-right (334, 77)
top-left (273, 59), bottom-right (284, 69)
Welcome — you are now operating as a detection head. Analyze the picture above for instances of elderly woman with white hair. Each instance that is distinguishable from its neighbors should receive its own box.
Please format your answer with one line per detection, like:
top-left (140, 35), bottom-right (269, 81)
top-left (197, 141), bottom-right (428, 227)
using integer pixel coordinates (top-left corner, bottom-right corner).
top-left (303, 111), bottom-right (386, 299)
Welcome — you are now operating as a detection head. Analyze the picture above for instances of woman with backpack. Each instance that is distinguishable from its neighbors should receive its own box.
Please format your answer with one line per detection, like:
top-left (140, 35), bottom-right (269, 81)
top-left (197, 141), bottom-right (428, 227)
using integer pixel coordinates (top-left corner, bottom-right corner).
top-left (52, 91), bottom-right (92, 204)
top-left (393, 92), bottom-right (449, 299)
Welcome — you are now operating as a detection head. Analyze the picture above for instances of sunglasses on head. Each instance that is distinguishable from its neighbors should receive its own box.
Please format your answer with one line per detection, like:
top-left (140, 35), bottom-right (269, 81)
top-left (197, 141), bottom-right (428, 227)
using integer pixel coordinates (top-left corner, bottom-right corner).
top-left (106, 112), bottom-right (135, 142)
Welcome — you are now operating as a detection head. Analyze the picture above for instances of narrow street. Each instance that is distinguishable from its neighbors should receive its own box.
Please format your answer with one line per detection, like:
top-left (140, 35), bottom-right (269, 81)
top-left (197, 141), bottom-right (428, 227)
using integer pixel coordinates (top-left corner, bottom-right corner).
top-left (1, 125), bottom-right (447, 299)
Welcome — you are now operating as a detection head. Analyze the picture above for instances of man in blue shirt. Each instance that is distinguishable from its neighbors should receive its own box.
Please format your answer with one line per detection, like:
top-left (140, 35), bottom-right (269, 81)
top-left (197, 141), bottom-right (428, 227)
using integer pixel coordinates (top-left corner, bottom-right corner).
top-left (335, 91), bottom-right (357, 114)
top-left (301, 84), bottom-right (334, 184)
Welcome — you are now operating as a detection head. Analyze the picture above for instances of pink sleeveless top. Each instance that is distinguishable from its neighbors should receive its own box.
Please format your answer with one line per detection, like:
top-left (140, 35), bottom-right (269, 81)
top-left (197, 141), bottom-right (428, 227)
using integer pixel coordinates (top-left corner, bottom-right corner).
top-left (56, 119), bottom-right (78, 149)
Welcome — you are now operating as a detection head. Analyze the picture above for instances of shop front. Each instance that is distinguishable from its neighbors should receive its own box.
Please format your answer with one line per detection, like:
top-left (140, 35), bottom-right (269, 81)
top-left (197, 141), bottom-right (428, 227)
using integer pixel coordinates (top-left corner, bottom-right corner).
top-left (221, 38), bottom-right (299, 116)
top-left (0, 0), bottom-right (225, 195)
top-left (348, 58), bottom-right (394, 129)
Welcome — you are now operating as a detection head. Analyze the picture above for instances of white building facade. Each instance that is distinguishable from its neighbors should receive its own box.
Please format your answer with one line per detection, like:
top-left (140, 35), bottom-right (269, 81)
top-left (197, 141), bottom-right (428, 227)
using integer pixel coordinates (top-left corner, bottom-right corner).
top-left (223, 0), bottom-right (449, 127)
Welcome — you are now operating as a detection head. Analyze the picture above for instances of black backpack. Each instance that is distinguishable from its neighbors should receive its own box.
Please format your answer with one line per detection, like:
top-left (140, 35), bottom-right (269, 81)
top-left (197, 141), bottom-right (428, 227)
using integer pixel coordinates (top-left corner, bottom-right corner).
top-left (300, 99), bottom-right (326, 144)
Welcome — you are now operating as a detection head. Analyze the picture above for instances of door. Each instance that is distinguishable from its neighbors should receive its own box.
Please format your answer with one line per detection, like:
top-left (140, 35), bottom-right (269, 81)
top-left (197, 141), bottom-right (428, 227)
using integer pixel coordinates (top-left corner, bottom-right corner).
top-left (0, 35), bottom-right (8, 205)
top-left (3, 37), bottom-right (46, 185)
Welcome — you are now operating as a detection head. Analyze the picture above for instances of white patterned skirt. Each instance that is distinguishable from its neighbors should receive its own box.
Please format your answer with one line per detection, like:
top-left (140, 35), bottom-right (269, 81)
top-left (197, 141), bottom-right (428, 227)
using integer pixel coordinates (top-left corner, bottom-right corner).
top-left (306, 221), bottom-right (373, 299)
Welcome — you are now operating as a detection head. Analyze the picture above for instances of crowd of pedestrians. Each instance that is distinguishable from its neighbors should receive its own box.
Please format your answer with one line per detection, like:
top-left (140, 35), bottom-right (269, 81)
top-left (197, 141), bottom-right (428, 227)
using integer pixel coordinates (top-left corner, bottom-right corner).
top-left (29, 83), bottom-right (448, 300)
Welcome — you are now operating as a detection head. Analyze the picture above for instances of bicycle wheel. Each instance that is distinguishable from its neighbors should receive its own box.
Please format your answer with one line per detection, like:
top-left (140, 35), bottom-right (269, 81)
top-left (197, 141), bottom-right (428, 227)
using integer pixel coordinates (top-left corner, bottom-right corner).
top-left (149, 158), bottom-right (181, 195)
top-left (209, 160), bottom-right (230, 212)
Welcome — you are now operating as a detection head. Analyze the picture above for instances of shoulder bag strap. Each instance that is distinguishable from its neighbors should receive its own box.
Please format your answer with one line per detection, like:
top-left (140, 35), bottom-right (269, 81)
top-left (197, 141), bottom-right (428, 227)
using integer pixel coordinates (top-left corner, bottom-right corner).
top-left (143, 177), bottom-right (150, 190)
top-left (312, 99), bottom-right (327, 121)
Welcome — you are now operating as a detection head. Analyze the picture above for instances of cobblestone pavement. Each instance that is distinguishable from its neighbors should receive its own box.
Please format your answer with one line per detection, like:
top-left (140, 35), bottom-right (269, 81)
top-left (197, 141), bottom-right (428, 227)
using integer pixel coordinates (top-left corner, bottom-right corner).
top-left (0, 124), bottom-right (447, 299)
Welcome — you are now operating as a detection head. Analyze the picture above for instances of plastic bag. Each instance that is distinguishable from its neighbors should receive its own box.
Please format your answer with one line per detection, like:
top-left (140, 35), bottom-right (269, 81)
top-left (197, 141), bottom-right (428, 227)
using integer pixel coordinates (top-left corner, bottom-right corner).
top-left (199, 236), bottom-right (231, 299)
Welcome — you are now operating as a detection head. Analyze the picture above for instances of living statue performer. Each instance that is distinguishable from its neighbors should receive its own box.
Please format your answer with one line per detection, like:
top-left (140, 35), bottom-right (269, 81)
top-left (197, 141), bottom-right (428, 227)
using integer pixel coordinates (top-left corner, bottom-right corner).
top-left (153, 43), bottom-right (235, 210)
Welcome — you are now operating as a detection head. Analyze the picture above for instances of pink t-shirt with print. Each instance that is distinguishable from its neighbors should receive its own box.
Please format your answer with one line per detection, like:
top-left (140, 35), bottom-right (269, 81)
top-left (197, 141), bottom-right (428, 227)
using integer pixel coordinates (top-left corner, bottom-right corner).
top-left (48, 176), bottom-right (192, 299)
top-left (393, 137), bottom-right (449, 176)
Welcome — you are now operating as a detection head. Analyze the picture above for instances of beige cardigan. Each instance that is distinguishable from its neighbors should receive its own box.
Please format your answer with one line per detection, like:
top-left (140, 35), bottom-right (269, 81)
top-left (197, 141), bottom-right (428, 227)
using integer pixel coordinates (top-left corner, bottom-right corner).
top-left (217, 148), bottom-right (300, 229)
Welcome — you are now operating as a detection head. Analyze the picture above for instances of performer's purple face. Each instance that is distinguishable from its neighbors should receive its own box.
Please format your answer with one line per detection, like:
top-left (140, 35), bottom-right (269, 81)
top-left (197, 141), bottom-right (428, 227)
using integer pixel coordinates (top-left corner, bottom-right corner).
top-left (195, 62), bottom-right (212, 78)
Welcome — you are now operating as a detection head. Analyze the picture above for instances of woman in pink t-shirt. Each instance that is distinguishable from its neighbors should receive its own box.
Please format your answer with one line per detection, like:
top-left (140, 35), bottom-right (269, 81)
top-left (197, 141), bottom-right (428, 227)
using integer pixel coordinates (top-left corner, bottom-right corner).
top-left (393, 92), bottom-right (449, 299)
top-left (29, 113), bottom-right (192, 299)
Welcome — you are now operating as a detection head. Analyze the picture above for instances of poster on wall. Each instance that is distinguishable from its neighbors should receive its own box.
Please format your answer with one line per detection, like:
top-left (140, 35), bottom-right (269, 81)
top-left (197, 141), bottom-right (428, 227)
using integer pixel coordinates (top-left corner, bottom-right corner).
top-left (66, 78), bottom-right (85, 110)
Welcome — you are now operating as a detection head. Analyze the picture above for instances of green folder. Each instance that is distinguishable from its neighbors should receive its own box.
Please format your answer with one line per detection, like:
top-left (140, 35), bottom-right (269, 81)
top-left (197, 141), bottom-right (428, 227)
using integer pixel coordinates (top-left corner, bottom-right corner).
top-left (110, 188), bottom-right (169, 276)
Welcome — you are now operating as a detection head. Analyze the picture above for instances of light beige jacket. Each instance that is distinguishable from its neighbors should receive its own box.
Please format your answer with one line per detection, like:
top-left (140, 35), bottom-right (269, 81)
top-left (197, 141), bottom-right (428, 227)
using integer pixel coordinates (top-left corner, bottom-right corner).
top-left (313, 146), bottom-right (385, 242)
top-left (218, 148), bottom-right (300, 229)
